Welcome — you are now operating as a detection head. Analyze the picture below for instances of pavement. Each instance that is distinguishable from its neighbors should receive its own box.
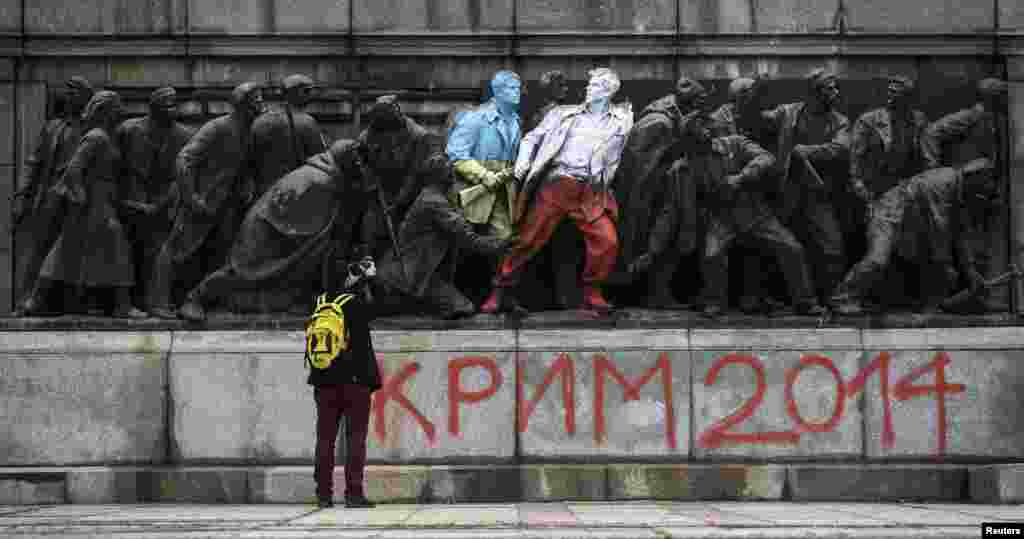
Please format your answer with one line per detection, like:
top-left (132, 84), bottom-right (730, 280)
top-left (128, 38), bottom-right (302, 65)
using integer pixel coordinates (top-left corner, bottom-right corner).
top-left (0, 501), bottom-right (1020, 538)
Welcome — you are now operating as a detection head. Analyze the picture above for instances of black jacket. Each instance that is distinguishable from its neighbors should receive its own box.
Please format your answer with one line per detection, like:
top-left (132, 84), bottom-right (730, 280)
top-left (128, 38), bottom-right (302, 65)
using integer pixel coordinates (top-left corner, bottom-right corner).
top-left (306, 290), bottom-right (383, 391)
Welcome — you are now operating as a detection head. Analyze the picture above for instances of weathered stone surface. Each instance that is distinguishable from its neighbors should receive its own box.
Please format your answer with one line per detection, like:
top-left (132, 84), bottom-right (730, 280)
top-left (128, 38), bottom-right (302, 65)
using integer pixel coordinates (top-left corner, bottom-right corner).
top-left (680, 0), bottom-right (832, 33)
top-left (190, 0), bottom-right (349, 33)
top-left (424, 465), bottom-right (522, 502)
top-left (691, 329), bottom-right (861, 351)
top-left (367, 350), bottom-right (515, 462)
top-left (0, 1), bottom-right (20, 33)
top-left (865, 350), bottom-right (1024, 458)
top-left (971, 464), bottom-right (1024, 504)
top-left (862, 328), bottom-right (1024, 350)
top-left (146, 468), bottom-right (249, 503)
top-left (518, 329), bottom-right (688, 351)
top-left (519, 350), bottom-right (689, 459)
top-left (0, 84), bottom-right (12, 165)
top-left (26, 0), bottom-right (185, 34)
top-left (693, 350), bottom-right (863, 459)
top-left (67, 467), bottom-right (143, 503)
top-left (520, 464), bottom-right (607, 501)
top-left (354, 0), bottom-right (512, 31)
top-left (0, 165), bottom-right (13, 314)
top-left (171, 344), bottom-right (315, 462)
top-left (788, 465), bottom-right (968, 501)
top-left (373, 330), bottom-right (517, 352)
top-left (0, 332), bottom-right (169, 465)
top-left (518, 0), bottom-right (675, 32)
top-left (607, 464), bottom-right (785, 500)
top-left (845, 0), bottom-right (993, 33)
top-left (251, 465), bottom-right (433, 503)
top-left (0, 470), bottom-right (65, 504)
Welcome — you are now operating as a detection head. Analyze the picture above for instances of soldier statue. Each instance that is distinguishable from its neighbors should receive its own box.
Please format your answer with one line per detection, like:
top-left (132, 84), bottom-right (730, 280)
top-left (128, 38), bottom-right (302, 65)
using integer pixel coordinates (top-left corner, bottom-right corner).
top-left (613, 76), bottom-right (708, 308)
top-left (762, 68), bottom-right (851, 305)
top-left (147, 82), bottom-right (265, 318)
top-left (116, 86), bottom-right (193, 309)
top-left (21, 91), bottom-right (146, 318)
top-left (250, 74), bottom-right (327, 200)
top-left (13, 77), bottom-right (94, 315)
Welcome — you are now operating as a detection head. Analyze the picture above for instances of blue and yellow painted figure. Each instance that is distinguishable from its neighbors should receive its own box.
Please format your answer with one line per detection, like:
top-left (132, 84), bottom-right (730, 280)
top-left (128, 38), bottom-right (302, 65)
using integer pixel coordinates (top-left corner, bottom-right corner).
top-left (446, 70), bottom-right (521, 239)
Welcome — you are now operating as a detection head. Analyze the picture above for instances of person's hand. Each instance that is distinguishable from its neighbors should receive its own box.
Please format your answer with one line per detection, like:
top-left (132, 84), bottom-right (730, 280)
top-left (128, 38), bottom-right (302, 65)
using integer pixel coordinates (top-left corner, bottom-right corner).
top-left (793, 144), bottom-right (812, 158)
top-left (725, 174), bottom-right (744, 191)
top-left (481, 171), bottom-right (503, 192)
top-left (852, 182), bottom-right (872, 205)
top-left (190, 193), bottom-right (213, 216)
top-left (11, 195), bottom-right (27, 224)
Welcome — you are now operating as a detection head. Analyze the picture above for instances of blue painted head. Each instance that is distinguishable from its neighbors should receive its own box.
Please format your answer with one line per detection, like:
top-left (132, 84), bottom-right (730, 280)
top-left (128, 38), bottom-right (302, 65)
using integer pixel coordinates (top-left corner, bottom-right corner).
top-left (490, 70), bottom-right (521, 110)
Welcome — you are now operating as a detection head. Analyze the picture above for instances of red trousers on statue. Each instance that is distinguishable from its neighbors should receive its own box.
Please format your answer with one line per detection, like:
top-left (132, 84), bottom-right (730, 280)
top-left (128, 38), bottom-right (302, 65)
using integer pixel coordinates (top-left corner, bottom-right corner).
top-left (313, 383), bottom-right (371, 501)
top-left (494, 176), bottom-right (619, 288)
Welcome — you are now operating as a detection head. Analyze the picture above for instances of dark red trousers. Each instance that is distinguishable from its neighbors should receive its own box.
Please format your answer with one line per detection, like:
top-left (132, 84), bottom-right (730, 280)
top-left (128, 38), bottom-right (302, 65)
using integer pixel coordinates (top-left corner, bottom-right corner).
top-left (313, 383), bottom-right (371, 500)
top-left (494, 176), bottom-right (619, 288)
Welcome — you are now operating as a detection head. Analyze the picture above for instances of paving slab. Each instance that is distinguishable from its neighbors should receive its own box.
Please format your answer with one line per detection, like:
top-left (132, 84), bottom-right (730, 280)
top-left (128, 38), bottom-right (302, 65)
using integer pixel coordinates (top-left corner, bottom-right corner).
top-left (703, 502), bottom-right (889, 525)
top-left (401, 504), bottom-right (521, 527)
top-left (799, 503), bottom-right (979, 526)
top-left (519, 502), bottom-right (581, 527)
top-left (290, 504), bottom-right (419, 526)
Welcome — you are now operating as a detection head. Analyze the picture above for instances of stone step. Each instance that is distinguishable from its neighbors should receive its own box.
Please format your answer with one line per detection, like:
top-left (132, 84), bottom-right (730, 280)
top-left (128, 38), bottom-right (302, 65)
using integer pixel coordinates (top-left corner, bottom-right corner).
top-left (0, 463), bottom-right (1013, 505)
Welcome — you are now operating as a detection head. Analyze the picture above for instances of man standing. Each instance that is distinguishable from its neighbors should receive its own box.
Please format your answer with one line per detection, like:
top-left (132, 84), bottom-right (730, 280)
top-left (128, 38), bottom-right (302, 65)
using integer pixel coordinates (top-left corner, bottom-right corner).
top-left (763, 68), bottom-right (851, 304)
top-left (687, 113), bottom-right (825, 318)
top-left (117, 86), bottom-right (193, 310)
top-left (357, 96), bottom-right (443, 260)
top-left (13, 77), bottom-right (94, 315)
top-left (307, 258), bottom-right (381, 510)
top-left (250, 74), bottom-right (326, 200)
top-left (614, 76), bottom-right (708, 308)
top-left (829, 76), bottom-right (928, 314)
top-left (481, 67), bottom-right (633, 314)
top-left (147, 82), bottom-right (265, 318)
top-left (710, 77), bottom-right (762, 138)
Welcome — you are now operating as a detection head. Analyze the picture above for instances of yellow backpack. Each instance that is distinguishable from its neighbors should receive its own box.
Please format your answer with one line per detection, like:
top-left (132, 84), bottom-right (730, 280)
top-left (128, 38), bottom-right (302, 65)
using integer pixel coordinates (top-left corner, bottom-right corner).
top-left (304, 293), bottom-right (356, 370)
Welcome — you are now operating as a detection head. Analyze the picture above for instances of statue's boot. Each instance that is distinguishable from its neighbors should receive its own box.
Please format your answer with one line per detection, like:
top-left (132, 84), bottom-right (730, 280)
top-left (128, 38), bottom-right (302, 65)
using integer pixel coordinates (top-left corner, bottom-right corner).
top-left (479, 287), bottom-right (526, 316)
top-left (178, 293), bottom-right (207, 322)
top-left (582, 285), bottom-right (613, 312)
top-left (112, 287), bottom-right (147, 319)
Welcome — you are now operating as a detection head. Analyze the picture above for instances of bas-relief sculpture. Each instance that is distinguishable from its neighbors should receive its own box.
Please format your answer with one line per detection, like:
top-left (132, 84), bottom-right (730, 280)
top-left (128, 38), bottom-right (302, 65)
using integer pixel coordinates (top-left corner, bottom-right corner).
top-left (8, 70), bottom-right (1017, 320)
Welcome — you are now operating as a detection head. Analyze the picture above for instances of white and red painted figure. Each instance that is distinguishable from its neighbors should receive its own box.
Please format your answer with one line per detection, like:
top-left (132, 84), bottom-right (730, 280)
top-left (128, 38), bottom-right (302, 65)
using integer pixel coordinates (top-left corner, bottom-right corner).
top-left (481, 67), bottom-right (633, 314)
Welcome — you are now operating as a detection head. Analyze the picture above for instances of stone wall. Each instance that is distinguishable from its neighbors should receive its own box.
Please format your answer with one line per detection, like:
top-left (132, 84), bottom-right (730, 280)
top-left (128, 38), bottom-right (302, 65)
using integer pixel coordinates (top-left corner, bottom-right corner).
top-left (3, 327), bottom-right (1023, 467)
top-left (1, 0), bottom-right (1023, 314)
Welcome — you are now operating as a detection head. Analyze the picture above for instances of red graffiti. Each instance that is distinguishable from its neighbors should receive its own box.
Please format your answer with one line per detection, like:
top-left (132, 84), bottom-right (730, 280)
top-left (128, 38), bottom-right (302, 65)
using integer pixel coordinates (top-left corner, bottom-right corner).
top-left (593, 352), bottom-right (677, 450)
top-left (699, 354), bottom-right (800, 448)
top-left (891, 352), bottom-right (965, 457)
top-left (698, 351), bottom-right (966, 456)
top-left (785, 354), bottom-right (846, 433)
top-left (518, 352), bottom-right (576, 435)
top-left (447, 356), bottom-right (503, 437)
top-left (372, 355), bottom-right (437, 444)
top-left (846, 351), bottom-right (894, 448)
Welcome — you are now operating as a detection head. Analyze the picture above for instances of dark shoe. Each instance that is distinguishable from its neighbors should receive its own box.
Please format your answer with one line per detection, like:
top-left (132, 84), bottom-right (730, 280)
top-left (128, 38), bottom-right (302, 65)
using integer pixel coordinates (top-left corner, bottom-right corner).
top-left (317, 497), bottom-right (334, 509)
top-left (113, 306), bottom-right (148, 319)
top-left (794, 301), bottom-right (827, 317)
top-left (345, 495), bottom-right (375, 508)
top-left (582, 285), bottom-right (613, 312)
top-left (833, 300), bottom-right (864, 316)
top-left (701, 304), bottom-right (724, 319)
top-left (148, 306), bottom-right (179, 320)
top-left (739, 296), bottom-right (762, 315)
top-left (479, 288), bottom-right (527, 316)
top-left (178, 299), bottom-right (206, 322)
